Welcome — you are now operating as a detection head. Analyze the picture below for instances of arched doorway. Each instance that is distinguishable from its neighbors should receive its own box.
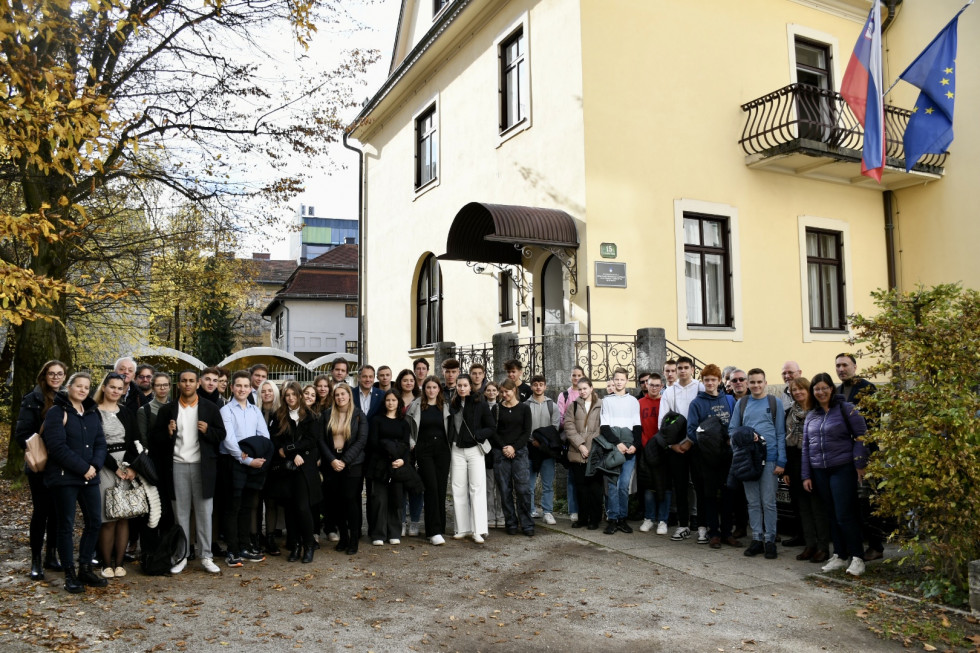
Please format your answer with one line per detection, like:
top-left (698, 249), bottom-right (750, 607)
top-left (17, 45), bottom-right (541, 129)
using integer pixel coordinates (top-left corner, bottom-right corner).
top-left (541, 255), bottom-right (564, 327)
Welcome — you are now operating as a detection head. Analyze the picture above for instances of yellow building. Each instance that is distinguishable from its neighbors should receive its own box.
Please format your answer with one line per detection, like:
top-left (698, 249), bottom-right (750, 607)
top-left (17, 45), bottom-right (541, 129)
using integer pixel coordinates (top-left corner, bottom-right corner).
top-left (346, 0), bottom-right (978, 378)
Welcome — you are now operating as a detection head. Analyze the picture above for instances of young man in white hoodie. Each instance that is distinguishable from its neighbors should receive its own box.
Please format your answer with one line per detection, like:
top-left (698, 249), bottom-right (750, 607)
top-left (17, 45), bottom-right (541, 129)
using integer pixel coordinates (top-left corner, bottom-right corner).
top-left (658, 357), bottom-right (705, 542)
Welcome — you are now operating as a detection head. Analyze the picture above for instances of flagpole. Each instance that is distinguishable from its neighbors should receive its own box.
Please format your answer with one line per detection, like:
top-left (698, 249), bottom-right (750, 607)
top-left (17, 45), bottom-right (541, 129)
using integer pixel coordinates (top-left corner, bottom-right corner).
top-left (882, 0), bottom-right (974, 98)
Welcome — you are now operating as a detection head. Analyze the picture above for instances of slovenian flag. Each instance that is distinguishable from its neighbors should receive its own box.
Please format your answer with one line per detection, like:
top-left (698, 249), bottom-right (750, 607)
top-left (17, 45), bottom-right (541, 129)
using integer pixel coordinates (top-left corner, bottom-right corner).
top-left (841, 0), bottom-right (885, 182)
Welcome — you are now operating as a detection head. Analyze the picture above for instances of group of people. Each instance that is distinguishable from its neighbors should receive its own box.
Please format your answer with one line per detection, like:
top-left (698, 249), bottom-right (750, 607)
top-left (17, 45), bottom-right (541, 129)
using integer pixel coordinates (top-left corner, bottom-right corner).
top-left (15, 350), bottom-right (880, 595)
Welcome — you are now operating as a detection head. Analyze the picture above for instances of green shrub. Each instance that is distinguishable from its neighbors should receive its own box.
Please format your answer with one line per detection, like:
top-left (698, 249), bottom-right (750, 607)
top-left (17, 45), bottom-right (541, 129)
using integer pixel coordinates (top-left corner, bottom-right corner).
top-left (849, 284), bottom-right (980, 590)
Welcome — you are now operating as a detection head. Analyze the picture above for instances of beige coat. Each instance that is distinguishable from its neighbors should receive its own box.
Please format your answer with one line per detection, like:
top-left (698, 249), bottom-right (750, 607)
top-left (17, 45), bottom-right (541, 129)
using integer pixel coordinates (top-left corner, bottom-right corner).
top-left (563, 394), bottom-right (602, 464)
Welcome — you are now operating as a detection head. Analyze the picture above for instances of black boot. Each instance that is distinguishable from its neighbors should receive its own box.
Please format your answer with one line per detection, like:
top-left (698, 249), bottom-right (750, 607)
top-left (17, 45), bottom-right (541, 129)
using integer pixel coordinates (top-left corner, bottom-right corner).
top-left (265, 533), bottom-right (281, 556)
top-left (78, 563), bottom-right (108, 588)
top-left (288, 544), bottom-right (301, 562)
top-left (63, 566), bottom-right (84, 594)
top-left (30, 553), bottom-right (45, 581)
top-left (346, 531), bottom-right (358, 555)
top-left (302, 546), bottom-right (314, 564)
top-left (43, 547), bottom-right (62, 572)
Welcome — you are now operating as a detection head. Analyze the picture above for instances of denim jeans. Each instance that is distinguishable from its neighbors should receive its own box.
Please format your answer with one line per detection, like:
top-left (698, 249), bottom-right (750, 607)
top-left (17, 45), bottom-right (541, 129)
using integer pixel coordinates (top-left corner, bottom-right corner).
top-left (528, 457), bottom-right (555, 514)
top-left (53, 483), bottom-right (102, 569)
top-left (743, 466), bottom-right (778, 542)
top-left (566, 473), bottom-right (578, 515)
top-left (811, 463), bottom-right (864, 559)
top-left (644, 489), bottom-right (673, 522)
top-left (493, 448), bottom-right (533, 532)
top-left (605, 456), bottom-right (636, 520)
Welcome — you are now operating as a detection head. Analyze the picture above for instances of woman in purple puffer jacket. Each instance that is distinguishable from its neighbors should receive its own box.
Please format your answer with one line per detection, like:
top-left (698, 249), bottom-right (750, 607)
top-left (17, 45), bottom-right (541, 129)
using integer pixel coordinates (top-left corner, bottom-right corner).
top-left (801, 372), bottom-right (868, 577)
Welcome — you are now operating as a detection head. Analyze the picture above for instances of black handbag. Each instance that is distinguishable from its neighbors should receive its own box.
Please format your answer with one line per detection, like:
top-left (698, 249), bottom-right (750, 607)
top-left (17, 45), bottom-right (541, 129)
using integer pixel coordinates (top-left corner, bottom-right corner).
top-left (129, 449), bottom-right (159, 486)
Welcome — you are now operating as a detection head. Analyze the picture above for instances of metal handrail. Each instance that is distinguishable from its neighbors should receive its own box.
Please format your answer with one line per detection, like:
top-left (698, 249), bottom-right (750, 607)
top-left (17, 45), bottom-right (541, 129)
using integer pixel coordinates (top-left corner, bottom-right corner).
top-left (739, 83), bottom-right (947, 169)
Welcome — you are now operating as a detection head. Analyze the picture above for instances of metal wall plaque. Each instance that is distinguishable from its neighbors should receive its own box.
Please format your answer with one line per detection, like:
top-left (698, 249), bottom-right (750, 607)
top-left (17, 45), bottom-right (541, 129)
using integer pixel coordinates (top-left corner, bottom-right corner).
top-left (599, 242), bottom-right (617, 259)
top-left (595, 262), bottom-right (627, 288)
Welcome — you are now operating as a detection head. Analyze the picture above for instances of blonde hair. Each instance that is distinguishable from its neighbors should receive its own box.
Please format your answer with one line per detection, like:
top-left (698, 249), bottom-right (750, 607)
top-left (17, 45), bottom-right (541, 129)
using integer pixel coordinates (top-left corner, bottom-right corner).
top-left (327, 383), bottom-right (354, 441)
top-left (259, 379), bottom-right (281, 416)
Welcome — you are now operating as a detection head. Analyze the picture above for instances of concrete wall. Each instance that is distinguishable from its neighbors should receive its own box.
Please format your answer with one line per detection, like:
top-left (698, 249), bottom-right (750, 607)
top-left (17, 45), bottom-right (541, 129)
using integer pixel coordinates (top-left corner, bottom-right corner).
top-left (269, 299), bottom-right (357, 363)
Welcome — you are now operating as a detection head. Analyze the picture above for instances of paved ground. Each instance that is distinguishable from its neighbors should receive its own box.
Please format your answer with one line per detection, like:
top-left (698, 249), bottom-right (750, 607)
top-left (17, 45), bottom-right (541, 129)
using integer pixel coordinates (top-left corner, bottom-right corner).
top-left (0, 508), bottom-right (899, 652)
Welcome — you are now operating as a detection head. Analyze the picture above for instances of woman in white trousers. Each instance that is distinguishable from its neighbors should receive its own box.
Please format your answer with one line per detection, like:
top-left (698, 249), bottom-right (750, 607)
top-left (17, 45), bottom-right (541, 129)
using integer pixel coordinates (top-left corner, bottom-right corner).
top-left (449, 376), bottom-right (496, 542)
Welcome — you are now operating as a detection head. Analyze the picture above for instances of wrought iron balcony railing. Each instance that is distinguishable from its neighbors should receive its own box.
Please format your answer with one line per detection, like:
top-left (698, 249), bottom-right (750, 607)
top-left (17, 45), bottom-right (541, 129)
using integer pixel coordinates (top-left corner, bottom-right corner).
top-left (739, 83), bottom-right (947, 170)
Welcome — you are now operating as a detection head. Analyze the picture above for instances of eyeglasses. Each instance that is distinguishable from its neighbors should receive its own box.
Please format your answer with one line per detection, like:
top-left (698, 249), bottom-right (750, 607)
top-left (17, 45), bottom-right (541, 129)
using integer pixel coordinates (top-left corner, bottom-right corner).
top-left (731, 377), bottom-right (747, 382)
top-left (47, 371), bottom-right (66, 378)
top-left (152, 383), bottom-right (171, 388)
top-left (137, 374), bottom-right (153, 380)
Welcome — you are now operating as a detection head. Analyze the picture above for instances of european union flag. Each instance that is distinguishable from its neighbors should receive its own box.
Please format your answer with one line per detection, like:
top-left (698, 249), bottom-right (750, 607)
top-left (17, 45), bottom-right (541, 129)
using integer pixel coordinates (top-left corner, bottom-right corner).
top-left (900, 16), bottom-right (960, 171)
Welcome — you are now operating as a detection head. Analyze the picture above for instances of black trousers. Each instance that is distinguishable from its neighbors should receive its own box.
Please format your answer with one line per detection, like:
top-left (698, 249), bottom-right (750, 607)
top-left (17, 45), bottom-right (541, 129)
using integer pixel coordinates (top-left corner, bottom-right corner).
top-left (323, 464), bottom-right (363, 544)
top-left (570, 462), bottom-right (604, 527)
top-left (224, 488), bottom-right (260, 555)
top-left (27, 470), bottom-right (58, 556)
top-left (284, 475), bottom-right (315, 548)
top-left (415, 443), bottom-right (450, 537)
top-left (367, 478), bottom-right (405, 542)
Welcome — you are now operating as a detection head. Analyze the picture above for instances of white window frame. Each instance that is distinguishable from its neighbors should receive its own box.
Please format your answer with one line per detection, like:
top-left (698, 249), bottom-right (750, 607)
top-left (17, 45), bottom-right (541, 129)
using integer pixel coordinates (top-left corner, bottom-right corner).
top-left (495, 12), bottom-right (532, 147)
top-left (673, 198), bottom-right (743, 342)
top-left (797, 215), bottom-right (854, 342)
top-left (412, 95), bottom-right (440, 198)
top-left (786, 24), bottom-right (842, 89)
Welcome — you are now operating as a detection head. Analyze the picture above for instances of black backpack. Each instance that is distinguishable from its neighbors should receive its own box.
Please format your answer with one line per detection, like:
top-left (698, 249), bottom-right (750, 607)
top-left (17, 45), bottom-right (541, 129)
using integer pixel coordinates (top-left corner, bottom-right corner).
top-left (140, 524), bottom-right (187, 576)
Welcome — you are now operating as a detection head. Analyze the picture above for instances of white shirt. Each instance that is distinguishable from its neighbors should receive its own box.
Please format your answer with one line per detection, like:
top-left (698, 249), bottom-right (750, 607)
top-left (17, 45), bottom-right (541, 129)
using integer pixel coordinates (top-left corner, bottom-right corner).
top-left (174, 400), bottom-right (200, 464)
top-left (658, 379), bottom-right (705, 428)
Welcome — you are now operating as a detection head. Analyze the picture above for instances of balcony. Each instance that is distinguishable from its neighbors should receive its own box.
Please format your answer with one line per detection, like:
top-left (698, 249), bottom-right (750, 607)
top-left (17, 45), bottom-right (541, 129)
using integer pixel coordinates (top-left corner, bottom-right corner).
top-left (739, 83), bottom-right (947, 190)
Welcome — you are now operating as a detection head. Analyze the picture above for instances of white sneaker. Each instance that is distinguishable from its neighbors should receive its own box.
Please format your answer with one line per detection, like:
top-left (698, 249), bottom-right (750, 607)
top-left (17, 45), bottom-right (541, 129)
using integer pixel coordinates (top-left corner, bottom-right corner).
top-left (569, 513), bottom-right (579, 523)
top-left (639, 519), bottom-right (655, 533)
top-left (670, 526), bottom-right (691, 541)
top-left (821, 554), bottom-right (847, 572)
top-left (389, 539), bottom-right (400, 545)
top-left (472, 533), bottom-right (484, 543)
top-left (531, 510), bottom-right (540, 519)
top-left (543, 513), bottom-right (556, 525)
top-left (327, 531), bottom-right (340, 542)
top-left (201, 558), bottom-right (220, 574)
top-left (169, 558), bottom-right (187, 575)
top-left (697, 526), bottom-right (709, 544)
top-left (101, 567), bottom-right (115, 578)
top-left (113, 566), bottom-right (126, 577)
top-left (371, 540), bottom-right (384, 546)
top-left (408, 522), bottom-right (420, 537)
top-left (846, 557), bottom-right (866, 577)
top-left (656, 521), bottom-right (669, 535)
top-left (453, 532), bottom-right (470, 540)
top-left (430, 534), bottom-right (445, 546)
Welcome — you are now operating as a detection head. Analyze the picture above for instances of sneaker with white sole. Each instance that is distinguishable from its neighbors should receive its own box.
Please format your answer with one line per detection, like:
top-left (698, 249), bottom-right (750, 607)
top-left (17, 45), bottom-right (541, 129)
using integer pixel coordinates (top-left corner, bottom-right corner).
top-left (472, 533), bottom-right (484, 543)
top-left (389, 538), bottom-right (401, 545)
top-left (408, 522), bottom-right (420, 537)
top-left (670, 526), bottom-right (691, 541)
top-left (371, 540), bottom-right (384, 546)
top-left (113, 566), bottom-right (126, 578)
top-left (656, 521), bottom-right (669, 535)
top-left (821, 554), bottom-right (847, 572)
top-left (225, 554), bottom-right (243, 568)
top-left (453, 532), bottom-right (470, 540)
top-left (845, 556), bottom-right (866, 577)
top-left (327, 531), bottom-right (340, 542)
top-left (697, 526), bottom-right (709, 544)
top-left (201, 558), bottom-right (220, 574)
top-left (530, 510), bottom-right (540, 519)
top-left (639, 519), bottom-right (655, 533)
top-left (569, 513), bottom-right (579, 523)
top-left (430, 534), bottom-right (445, 545)
top-left (169, 558), bottom-right (187, 574)
top-left (543, 513), bottom-right (556, 525)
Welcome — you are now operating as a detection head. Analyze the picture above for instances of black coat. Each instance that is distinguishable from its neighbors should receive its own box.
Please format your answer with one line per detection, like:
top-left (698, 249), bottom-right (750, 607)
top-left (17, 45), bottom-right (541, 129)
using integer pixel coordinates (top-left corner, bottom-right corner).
top-left (449, 400), bottom-right (496, 448)
top-left (367, 415), bottom-right (412, 482)
top-left (271, 412), bottom-right (323, 504)
top-left (41, 393), bottom-right (107, 487)
top-left (319, 407), bottom-right (369, 468)
top-left (150, 399), bottom-right (226, 500)
top-left (15, 386), bottom-right (61, 474)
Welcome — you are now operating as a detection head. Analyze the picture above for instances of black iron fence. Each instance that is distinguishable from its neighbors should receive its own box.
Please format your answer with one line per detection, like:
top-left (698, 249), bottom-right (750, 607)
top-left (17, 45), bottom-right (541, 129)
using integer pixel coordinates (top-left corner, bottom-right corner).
top-left (575, 334), bottom-right (637, 382)
top-left (739, 83), bottom-right (947, 169)
top-left (511, 336), bottom-right (544, 383)
top-left (454, 341), bottom-right (495, 380)
top-left (665, 340), bottom-right (707, 378)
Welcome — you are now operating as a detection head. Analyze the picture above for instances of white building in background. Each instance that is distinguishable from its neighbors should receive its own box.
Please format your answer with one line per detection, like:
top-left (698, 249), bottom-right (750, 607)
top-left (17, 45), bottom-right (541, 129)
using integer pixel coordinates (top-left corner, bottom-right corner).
top-left (262, 244), bottom-right (360, 362)
top-left (289, 203), bottom-right (359, 264)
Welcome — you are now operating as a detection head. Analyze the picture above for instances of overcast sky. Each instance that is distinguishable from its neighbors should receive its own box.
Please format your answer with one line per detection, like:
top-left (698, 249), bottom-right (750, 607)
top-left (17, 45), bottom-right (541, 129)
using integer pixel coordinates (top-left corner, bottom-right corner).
top-left (243, 0), bottom-right (400, 260)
